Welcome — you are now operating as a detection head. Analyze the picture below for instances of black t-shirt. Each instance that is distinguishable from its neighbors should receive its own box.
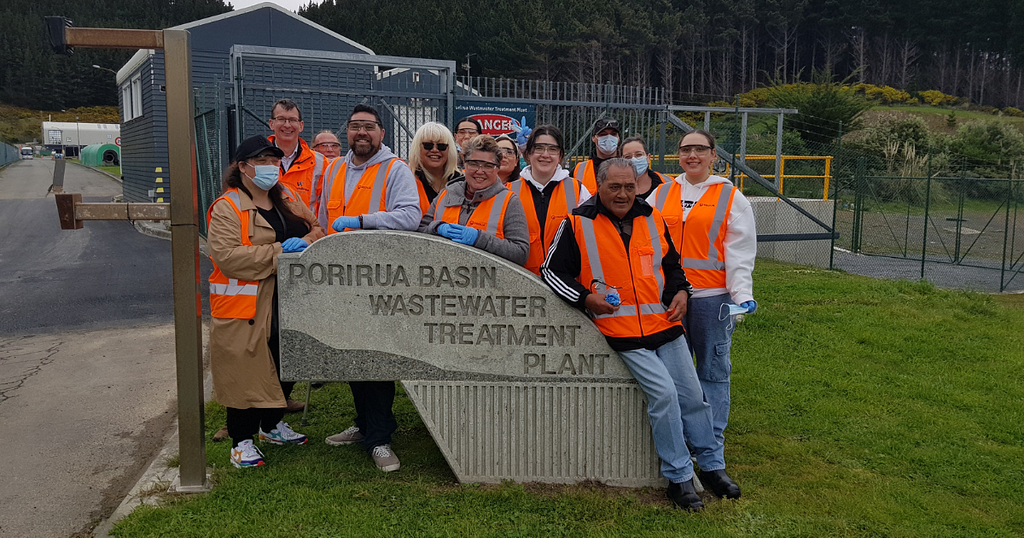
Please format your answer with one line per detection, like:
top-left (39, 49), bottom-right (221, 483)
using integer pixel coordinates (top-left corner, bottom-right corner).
top-left (257, 203), bottom-right (309, 340)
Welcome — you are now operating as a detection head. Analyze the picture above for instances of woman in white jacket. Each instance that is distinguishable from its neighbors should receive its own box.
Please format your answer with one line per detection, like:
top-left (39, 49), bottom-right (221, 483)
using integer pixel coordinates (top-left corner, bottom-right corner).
top-left (647, 130), bottom-right (757, 468)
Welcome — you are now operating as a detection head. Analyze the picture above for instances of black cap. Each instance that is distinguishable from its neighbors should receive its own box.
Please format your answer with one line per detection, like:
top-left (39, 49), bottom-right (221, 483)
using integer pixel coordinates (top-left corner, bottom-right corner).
top-left (592, 117), bottom-right (620, 136)
top-left (233, 136), bottom-right (285, 163)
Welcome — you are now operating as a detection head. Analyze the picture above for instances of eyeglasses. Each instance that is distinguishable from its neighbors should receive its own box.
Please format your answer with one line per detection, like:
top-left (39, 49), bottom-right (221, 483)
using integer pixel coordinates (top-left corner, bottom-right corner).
top-left (422, 142), bottom-right (449, 151)
top-left (531, 143), bottom-right (561, 155)
top-left (347, 121), bottom-right (381, 132)
top-left (464, 160), bottom-right (498, 171)
top-left (457, 128), bottom-right (480, 135)
top-left (679, 145), bottom-right (713, 156)
top-left (271, 117), bottom-right (302, 125)
top-left (313, 142), bottom-right (341, 149)
top-left (248, 155), bottom-right (280, 165)
top-left (497, 147), bottom-right (516, 157)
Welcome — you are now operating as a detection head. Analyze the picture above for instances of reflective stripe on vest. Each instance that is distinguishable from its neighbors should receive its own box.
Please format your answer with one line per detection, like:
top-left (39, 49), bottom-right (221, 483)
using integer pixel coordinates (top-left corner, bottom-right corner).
top-left (310, 152), bottom-right (326, 213)
top-left (206, 189), bottom-right (259, 319)
top-left (680, 183), bottom-right (736, 288)
top-left (323, 158), bottom-right (394, 235)
top-left (574, 161), bottom-right (597, 195)
top-left (574, 214), bottom-right (675, 338)
top-left (511, 178), bottom-right (580, 274)
top-left (439, 189), bottom-right (511, 238)
top-left (651, 180), bottom-right (683, 250)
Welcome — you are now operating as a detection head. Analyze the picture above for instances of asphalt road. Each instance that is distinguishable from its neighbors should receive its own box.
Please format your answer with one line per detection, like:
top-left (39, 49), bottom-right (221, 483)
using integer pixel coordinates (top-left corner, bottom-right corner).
top-left (0, 159), bottom-right (210, 537)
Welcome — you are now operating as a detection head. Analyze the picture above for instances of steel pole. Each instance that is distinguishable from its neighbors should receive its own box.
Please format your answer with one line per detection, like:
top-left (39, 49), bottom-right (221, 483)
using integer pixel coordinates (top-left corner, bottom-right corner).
top-left (164, 28), bottom-right (208, 492)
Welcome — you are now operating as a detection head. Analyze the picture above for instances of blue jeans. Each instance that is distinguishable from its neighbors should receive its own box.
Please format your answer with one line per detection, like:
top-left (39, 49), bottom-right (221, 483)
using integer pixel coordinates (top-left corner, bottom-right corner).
top-left (683, 293), bottom-right (735, 447)
top-left (618, 335), bottom-right (725, 482)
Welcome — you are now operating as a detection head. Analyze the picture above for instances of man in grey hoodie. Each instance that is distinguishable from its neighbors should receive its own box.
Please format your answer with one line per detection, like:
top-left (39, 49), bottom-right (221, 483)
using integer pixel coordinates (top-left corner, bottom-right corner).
top-left (321, 104), bottom-right (421, 473)
top-left (316, 104), bottom-right (422, 233)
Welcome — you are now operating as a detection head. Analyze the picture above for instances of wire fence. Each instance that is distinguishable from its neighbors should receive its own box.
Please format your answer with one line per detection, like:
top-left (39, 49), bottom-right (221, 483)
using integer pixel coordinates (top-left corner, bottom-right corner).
top-left (0, 142), bottom-right (21, 168)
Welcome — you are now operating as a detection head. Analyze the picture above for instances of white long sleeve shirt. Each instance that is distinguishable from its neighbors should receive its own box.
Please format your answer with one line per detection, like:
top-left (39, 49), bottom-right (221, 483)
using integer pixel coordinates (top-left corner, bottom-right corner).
top-left (647, 174), bottom-right (756, 304)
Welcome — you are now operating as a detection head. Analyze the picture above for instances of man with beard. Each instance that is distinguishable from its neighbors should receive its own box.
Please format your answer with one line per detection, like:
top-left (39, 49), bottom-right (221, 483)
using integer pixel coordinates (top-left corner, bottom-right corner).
top-left (318, 104), bottom-right (421, 473)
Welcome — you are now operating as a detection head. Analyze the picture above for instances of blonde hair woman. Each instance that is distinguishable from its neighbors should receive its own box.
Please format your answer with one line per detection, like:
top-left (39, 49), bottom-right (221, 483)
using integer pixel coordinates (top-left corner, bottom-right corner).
top-left (409, 122), bottom-right (463, 210)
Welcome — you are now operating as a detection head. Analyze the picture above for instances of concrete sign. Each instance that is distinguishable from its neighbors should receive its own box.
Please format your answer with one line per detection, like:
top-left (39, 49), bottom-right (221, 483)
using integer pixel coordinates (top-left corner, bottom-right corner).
top-left (279, 231), bottom-right (663, 486)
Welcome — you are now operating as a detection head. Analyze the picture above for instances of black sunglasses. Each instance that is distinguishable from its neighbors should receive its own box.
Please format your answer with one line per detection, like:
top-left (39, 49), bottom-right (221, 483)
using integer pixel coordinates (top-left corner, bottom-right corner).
top-left (422, 142), bottom-right (449, 151)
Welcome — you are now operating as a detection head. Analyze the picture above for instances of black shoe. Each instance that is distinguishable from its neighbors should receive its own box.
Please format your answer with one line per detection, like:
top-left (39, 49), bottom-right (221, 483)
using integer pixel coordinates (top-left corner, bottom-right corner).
top-left (667, 480), bottom-right (704, 511)
top-left (699, 469), bottom-right (741, 499)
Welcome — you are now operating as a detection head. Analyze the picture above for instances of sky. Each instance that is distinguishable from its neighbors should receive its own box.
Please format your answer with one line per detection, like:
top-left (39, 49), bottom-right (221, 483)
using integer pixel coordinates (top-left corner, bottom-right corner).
top-left (227, 0), bottom-right (309, 13)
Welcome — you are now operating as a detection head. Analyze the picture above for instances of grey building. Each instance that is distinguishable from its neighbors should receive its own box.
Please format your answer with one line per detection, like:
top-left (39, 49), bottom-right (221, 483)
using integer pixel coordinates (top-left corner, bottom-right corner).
top-left (114, 3), bottom-right (373, 204)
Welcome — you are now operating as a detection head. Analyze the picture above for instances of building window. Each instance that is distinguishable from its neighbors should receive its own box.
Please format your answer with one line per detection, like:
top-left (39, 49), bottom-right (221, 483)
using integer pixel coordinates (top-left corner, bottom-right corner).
top-left (131, 75), bottom-right (143, 119)
top-left (122, 84), bottom-right (132, 120)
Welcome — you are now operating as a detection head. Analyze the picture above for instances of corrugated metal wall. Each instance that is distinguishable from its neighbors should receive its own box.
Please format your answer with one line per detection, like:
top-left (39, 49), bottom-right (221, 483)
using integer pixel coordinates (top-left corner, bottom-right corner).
top-left (120, 53), bottom-right (169, 203)
top-left (404, 381), bottom-right (663, 487)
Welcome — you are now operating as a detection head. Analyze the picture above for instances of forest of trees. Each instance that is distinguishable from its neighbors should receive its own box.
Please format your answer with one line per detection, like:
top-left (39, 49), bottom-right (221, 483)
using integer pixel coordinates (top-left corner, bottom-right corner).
top-left (2, 0), bottom-right (1024, 110)
top-left (300, 0), bottom-right (1024, 107)
top-left (0, 0), bottom-right (230, 110)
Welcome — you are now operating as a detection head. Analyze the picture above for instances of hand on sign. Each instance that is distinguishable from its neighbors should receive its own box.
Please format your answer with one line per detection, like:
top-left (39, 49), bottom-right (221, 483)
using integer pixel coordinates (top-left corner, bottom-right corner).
top-left (281, 237), bottom-right (308, 253)
top-left (740, 300), bottom-right (758, 314)
top-left (437, 222), bottom-right (458, 240)
top-left (332, 215), bottom-right (361, 232)
top-left (447, 224), bottom-right (479, 246)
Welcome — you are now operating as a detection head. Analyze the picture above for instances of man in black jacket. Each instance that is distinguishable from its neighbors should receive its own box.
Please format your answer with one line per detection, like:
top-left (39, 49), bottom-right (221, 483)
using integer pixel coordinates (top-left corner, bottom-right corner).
top-left (541, 158), bottom-right (741, 511)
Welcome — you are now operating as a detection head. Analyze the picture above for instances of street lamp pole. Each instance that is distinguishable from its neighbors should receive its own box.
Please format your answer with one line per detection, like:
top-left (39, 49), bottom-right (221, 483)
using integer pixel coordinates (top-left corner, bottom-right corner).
top-left (76, 116), bottom-right (80, 158)
top-left (92, 64), bottom-right (117, 75)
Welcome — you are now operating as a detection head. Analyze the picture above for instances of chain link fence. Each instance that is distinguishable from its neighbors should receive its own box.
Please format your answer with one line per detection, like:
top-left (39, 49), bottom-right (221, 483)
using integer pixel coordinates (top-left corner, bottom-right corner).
top-left (0, 142), bottom-right (21, 168)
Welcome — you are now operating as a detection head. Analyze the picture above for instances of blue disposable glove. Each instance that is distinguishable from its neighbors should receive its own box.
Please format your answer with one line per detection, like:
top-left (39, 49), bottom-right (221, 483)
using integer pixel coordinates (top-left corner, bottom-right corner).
top-left (281, 237), bottom-right (308, 253)
top-left (446, 223), bottom-right (479, 246)
top-left (332, 215), bottom-right (361, 232)
top-left (437, 222), bottom-right (459, 239)
top-left (515, 116), bottom-right (532, 146)
top-left (741, 300), bottom-right (758, 314)
top-left (605, 289), bottom-right (621, 307)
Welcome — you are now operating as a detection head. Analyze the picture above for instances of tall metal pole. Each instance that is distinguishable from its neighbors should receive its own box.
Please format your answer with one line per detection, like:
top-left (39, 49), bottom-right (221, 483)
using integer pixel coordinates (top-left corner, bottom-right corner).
top-left (774, 112), bottom-right (784, 186)
top-left (921, 151), bottom-right (932, 280)
top-left (164, 29), bottom-right (207, 492)
top-left (829, 121), bottom-right (842, 270)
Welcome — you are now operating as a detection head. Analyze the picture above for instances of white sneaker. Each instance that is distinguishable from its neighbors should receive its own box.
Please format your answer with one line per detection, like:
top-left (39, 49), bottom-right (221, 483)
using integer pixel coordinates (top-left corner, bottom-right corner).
top-left (325, 425), bottom-right (365, 446)
top-left (372, 444), bottom-right (400, 472)
top-left (258, 421), bottom-right (308, 445)
top-left (230, 439), bottom-right (265, 468)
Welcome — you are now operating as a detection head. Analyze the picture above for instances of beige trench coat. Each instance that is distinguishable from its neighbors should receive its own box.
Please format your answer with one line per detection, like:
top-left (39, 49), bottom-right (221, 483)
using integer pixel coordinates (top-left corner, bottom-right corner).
top-left (208, 188), bottom-right (324, 409)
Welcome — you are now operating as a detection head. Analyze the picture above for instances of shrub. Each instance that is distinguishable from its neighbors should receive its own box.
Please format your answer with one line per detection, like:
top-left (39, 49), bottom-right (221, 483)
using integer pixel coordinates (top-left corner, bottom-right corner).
top-left (919, 90), bottom-right (958, 106)
top-left (1003, 107), bottom-right (1024, 117)
top-left (764, 69), bottom-right (872, 145)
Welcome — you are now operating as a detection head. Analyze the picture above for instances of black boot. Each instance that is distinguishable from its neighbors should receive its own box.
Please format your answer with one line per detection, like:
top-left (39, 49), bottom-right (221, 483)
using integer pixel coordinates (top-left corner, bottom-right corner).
top-left (667, 479), bottom-right (704, 511)
top-left (699, 469), bottom-right (741, 499)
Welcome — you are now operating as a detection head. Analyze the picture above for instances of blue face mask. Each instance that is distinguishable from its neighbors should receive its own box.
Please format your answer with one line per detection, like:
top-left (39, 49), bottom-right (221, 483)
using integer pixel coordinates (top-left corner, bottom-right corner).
top-left (597, 134), bottom-right (618, 154)
top-left (631, 156), bottom-right (649, 176)
top-left (246, 164), bottom-right (279, 190)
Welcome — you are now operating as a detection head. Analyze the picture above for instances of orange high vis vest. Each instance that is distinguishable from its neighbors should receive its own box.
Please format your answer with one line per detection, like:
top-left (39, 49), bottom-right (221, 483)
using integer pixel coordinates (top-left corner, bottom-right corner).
top-left (573, 160), bottom-right (598, 194)
top-left (572, 212), bottom-right (678, 338)
top-left (268, 136), bottom-right (326, 213)
top-left (322, 158), bottom-right (396, 235)
top-left (206, 189), bottom-right (259, 320)
top-left (415, 179), bottom-right (430, 214)
top-left (438, 189), bottom-right (512, 239)
top-left (652, 181), bottom-right (736, 289)
top-left (508, 178), bottom-right (581, 275)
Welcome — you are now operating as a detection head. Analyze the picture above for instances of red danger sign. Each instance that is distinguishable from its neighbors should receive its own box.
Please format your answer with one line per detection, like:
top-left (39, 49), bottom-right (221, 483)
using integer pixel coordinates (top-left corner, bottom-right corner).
top-left (471, 114), bottom-right (519, 135)
top-left (114, 137), bottom-right (121, 146)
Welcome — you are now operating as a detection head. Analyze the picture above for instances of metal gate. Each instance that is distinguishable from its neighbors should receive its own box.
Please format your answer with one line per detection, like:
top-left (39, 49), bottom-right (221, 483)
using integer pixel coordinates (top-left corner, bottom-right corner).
top-left (229, 45), bottom-right (455, 160)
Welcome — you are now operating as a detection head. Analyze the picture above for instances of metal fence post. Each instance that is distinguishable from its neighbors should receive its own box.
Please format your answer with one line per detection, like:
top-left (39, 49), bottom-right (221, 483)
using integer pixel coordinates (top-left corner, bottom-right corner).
top-left (658, 108), bottom-right (666, 173)
top-left (921, 151), bottom-right (932, 280)
top-left (829, 122), bottom-right (842, 270)
top-left (852, 157), bottom-right (865, 252)
top-left (1001, 171), bottom-right (1014, 291)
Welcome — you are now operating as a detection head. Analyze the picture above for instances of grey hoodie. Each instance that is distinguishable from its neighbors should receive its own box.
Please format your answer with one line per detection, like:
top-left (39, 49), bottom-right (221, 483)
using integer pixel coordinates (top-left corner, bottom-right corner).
top-left (419, 179), bottom-right (531, 266)
top-left (317, 144), bottom-right (421, 232)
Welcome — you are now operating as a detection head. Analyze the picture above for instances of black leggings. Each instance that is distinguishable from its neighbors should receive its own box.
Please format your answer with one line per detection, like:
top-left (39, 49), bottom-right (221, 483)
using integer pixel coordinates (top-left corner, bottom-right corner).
top-left (226, 406), bottom-right (286, 447)
top-left (228, 297), bottom-right (292, 447)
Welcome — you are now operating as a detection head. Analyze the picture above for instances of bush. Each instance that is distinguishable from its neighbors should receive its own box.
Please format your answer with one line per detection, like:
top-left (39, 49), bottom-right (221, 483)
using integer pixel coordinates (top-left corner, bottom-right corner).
top-left (853, 83), bottom-right (914, 105)
top-left (1003, 107), bottom-right (1024, 117)
top-left (765, 69), bottom-right (872, 145)
top-left (918, 90), bottom-right (958, 106)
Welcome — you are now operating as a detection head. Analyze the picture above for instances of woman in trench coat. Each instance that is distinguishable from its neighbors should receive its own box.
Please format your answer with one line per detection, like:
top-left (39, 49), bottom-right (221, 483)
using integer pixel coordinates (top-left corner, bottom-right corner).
top-left (207, 136), bottom-right (325, 468)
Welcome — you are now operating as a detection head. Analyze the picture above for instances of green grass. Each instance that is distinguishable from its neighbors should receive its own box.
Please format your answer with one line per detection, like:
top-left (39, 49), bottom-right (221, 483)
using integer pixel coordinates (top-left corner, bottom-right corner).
top-left (96, 165), bottom-right (122, 177)
top-left (111, 260), bottom-right (1024, 537)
